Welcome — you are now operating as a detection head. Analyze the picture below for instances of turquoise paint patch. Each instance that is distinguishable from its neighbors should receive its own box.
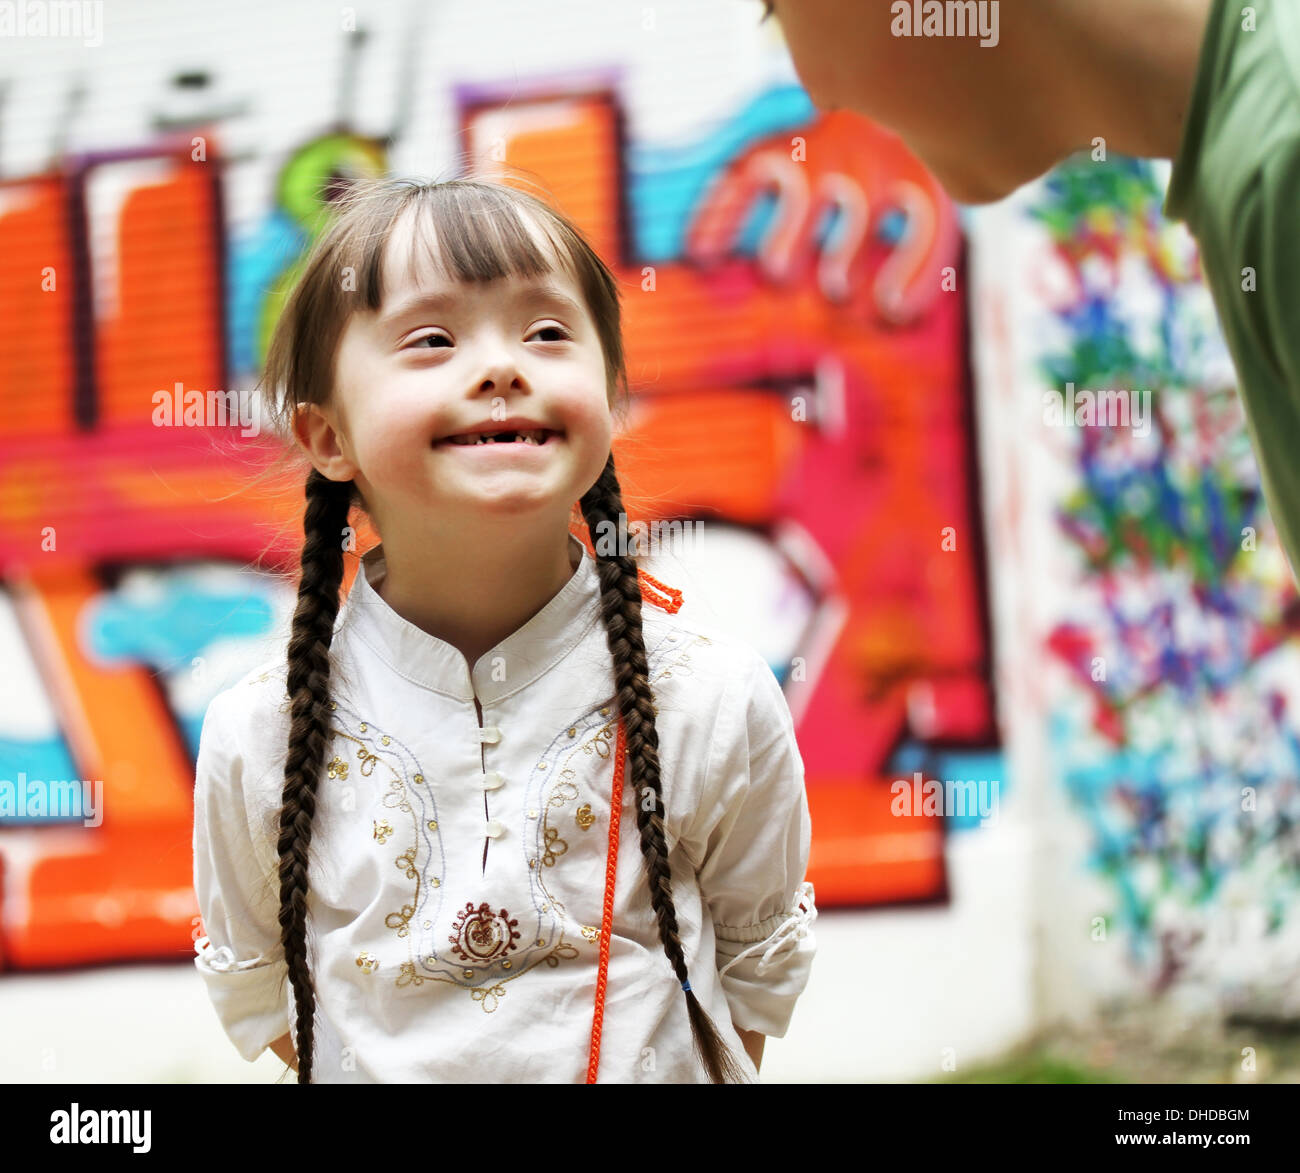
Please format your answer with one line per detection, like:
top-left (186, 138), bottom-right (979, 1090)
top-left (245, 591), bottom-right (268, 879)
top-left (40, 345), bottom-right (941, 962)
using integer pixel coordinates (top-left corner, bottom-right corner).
top-left (884, 739), bottom-right (1010, 831)
top-left (0, 736), bottom-right (88, 825)
top-left (627, 85), bottom-right (816, 260)
top-left (228, 207), bottom-right (305, 377)
top-left (88, 579), bottom-right (274, 668)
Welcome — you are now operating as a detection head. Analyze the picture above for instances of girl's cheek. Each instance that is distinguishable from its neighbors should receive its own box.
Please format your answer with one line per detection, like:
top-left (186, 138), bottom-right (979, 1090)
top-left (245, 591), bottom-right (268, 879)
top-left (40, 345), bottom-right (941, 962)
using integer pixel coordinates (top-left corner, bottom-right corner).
top-left (357, 407), bottom-right (429, 474)
top-left (563, 385), bottom-right (614, 434)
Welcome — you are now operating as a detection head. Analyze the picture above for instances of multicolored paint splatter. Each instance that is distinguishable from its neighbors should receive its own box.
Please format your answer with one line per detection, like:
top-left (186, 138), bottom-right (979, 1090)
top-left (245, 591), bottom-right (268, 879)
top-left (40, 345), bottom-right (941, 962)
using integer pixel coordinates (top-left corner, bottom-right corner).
top-left (1033, 156), bottom-right (1300, 996)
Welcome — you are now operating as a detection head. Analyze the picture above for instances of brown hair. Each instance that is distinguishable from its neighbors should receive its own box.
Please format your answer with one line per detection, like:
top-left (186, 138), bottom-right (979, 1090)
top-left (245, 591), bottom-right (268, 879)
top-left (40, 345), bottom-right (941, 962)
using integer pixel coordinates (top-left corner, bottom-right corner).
top-left (254, 174), bottom-right (749, 1083)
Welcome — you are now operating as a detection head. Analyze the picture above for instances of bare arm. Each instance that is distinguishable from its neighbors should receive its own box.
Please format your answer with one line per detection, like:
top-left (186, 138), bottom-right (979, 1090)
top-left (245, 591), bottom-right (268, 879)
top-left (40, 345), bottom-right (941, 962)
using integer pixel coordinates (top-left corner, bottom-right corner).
top-left (735, 1024), bottom-right (765, 1072)
top-left (269, 1031), bottom-right (298, 1073)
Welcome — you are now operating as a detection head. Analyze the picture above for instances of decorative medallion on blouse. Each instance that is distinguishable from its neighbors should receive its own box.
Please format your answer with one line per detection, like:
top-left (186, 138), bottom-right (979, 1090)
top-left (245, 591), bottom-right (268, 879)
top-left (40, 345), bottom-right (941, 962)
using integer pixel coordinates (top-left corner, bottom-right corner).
top-left (449, 902), bottom-right (522, 962)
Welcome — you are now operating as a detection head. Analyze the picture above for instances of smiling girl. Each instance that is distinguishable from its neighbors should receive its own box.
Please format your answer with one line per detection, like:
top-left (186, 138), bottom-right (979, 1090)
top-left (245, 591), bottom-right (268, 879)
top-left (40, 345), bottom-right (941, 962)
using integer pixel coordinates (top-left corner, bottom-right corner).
top-left (191, 176), bottom-right (818, 1083)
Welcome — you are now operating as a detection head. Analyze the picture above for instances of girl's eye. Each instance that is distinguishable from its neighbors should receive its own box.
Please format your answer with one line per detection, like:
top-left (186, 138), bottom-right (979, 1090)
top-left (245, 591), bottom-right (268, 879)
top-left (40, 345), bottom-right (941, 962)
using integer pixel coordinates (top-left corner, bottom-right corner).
top-left (406, 326), bottom-right (569, 349)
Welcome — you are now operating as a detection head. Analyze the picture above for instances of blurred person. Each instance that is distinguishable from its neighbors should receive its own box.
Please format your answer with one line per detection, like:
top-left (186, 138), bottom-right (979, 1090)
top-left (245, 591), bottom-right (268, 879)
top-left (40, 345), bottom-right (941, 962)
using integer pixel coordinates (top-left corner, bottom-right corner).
top-left (760, 0), bottom-right (1300, 582)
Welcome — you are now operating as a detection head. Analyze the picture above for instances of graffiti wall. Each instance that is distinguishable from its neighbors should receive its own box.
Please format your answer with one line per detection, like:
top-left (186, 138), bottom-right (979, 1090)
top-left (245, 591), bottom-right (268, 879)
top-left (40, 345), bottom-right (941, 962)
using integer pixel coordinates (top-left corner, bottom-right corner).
top-left (969, 157), bottom-right (1300, 1023)
top-left (0, 2), bottom-right (1000, 975)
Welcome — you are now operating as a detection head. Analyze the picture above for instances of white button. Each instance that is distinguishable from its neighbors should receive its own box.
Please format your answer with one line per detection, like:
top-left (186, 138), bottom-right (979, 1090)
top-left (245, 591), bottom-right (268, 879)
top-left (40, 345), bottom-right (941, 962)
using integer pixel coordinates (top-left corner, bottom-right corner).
top-left (478, 725), bottom-right (501, 744)
top-left (483, 771), bottom-right (506, 791)
top-left (485, 819), bottom-right (507, 839)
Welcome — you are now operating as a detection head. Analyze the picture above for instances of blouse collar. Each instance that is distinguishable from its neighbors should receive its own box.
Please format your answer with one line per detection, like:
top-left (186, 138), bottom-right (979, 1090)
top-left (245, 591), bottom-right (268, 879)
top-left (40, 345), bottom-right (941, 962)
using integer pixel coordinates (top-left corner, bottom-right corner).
top-left (337, 532), bottom-right (602, 705)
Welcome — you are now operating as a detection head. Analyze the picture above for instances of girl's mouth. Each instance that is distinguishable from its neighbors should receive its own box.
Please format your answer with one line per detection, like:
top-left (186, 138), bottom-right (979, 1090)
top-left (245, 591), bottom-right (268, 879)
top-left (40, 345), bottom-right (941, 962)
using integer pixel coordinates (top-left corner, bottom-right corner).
top-left (435, 428), bottom-right (562, 448)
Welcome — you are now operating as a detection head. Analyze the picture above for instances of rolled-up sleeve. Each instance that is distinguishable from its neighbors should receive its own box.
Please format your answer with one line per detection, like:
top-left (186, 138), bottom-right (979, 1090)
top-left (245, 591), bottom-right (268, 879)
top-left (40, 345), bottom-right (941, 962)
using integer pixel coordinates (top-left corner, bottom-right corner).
top-left (687, 645), bottom-right (817, 1038)
top-left (192, 687), bottom-right (290, 1063)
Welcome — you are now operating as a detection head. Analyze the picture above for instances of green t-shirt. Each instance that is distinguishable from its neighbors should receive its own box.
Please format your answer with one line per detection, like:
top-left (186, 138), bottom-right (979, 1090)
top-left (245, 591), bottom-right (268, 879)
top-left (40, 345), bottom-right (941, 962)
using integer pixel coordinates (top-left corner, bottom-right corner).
top-left (1163, 0), bottom-right (1300, 580)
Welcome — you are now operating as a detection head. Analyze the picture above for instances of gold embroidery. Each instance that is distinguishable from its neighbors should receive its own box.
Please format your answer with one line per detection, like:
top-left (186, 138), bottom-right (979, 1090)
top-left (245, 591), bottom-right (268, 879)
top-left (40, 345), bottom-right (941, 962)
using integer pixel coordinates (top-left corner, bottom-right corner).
top-left (422, 939), bottom-right (581, 1017)
top-left (544, 942), bottom-right (579, 967)
top-left (396, 962), bottom-right (427, 988)
top-left (326, 708), bottom-right (441, 984)
top-left (584, 724), bottom-right (615, 760)
top-left (521, 709), bottom-right (623, 1008)
top-left (330, 723), bottom-right (398, 785)
top-left (541, 825), bottom-right (568, 867)
top-left (470, 984), bottom-right (508, 1012)
top-left (549, 770), bottom-right (579, 807)
top-left (386, 902), bottom-right (416, 937)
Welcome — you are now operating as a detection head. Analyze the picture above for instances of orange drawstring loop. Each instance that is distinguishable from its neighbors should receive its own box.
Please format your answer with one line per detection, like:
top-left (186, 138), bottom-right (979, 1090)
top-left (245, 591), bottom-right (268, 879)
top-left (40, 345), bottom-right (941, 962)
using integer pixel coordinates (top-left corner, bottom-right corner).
top-left (572, 528), bottom-right (685, 615)
top-left (636, 569), bottom-right (683, 614)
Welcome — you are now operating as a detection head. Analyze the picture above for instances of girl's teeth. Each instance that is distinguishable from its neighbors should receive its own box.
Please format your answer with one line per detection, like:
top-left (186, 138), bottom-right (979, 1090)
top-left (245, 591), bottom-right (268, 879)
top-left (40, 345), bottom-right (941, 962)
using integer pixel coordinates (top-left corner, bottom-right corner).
top-left (455, 430), bottom-right (546, 445)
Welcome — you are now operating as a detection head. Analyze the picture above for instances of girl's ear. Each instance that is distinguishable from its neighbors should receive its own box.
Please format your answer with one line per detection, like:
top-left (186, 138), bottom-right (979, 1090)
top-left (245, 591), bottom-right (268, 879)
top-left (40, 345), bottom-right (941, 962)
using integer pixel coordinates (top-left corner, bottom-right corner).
top-left (292, 401), bottom-right (360, 482)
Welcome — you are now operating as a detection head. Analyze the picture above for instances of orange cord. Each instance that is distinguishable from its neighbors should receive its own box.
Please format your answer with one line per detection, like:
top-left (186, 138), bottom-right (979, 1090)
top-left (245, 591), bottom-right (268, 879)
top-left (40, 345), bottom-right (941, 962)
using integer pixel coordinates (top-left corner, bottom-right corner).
top-left (637, 569), bottom-right (683, 614)
top-left (585, 714), bottom-right (626, 1082)
top-left (578, 529), bottom-right (682, 1081)
top-left (572, 528), bottom-right (686, 616)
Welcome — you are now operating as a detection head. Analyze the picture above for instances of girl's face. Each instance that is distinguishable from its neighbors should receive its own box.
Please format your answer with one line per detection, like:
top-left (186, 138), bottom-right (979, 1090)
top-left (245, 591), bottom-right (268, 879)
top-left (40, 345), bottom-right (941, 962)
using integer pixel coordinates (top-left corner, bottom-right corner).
top-left (299, 207), bottom-right (614, 536)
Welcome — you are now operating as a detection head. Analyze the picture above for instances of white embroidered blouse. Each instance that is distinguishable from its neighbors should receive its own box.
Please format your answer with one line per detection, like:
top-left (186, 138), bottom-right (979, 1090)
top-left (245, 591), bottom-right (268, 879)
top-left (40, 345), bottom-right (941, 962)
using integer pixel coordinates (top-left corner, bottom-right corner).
top-left (192, 533), bottom-right (817, 1082)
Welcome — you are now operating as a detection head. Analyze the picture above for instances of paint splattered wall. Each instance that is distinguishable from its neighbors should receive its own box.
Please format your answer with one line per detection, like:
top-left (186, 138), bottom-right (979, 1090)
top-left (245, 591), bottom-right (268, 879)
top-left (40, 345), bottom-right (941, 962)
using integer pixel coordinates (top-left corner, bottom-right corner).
top-left (0, 1), bottom-right (1001, 976)
top-left (969, 157), bottom-right (1300, 1025)
top-left (7, 0), bottom-right (1285, 1040)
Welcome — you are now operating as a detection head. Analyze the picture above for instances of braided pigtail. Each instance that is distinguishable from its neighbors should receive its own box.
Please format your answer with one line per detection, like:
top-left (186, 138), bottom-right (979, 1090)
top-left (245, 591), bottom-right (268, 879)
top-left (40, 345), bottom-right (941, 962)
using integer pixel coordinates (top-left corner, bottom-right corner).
top-left (278, 468), bottom-right (356, 1084)
top-left (578, 454), bottom-right (751, 1084)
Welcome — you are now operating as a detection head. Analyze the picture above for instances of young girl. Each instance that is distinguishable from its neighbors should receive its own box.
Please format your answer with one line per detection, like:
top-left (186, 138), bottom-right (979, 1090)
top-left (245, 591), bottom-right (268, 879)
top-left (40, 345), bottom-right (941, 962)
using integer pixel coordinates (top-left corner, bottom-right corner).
top-left (191, 175), bottom-right (818, 1083)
